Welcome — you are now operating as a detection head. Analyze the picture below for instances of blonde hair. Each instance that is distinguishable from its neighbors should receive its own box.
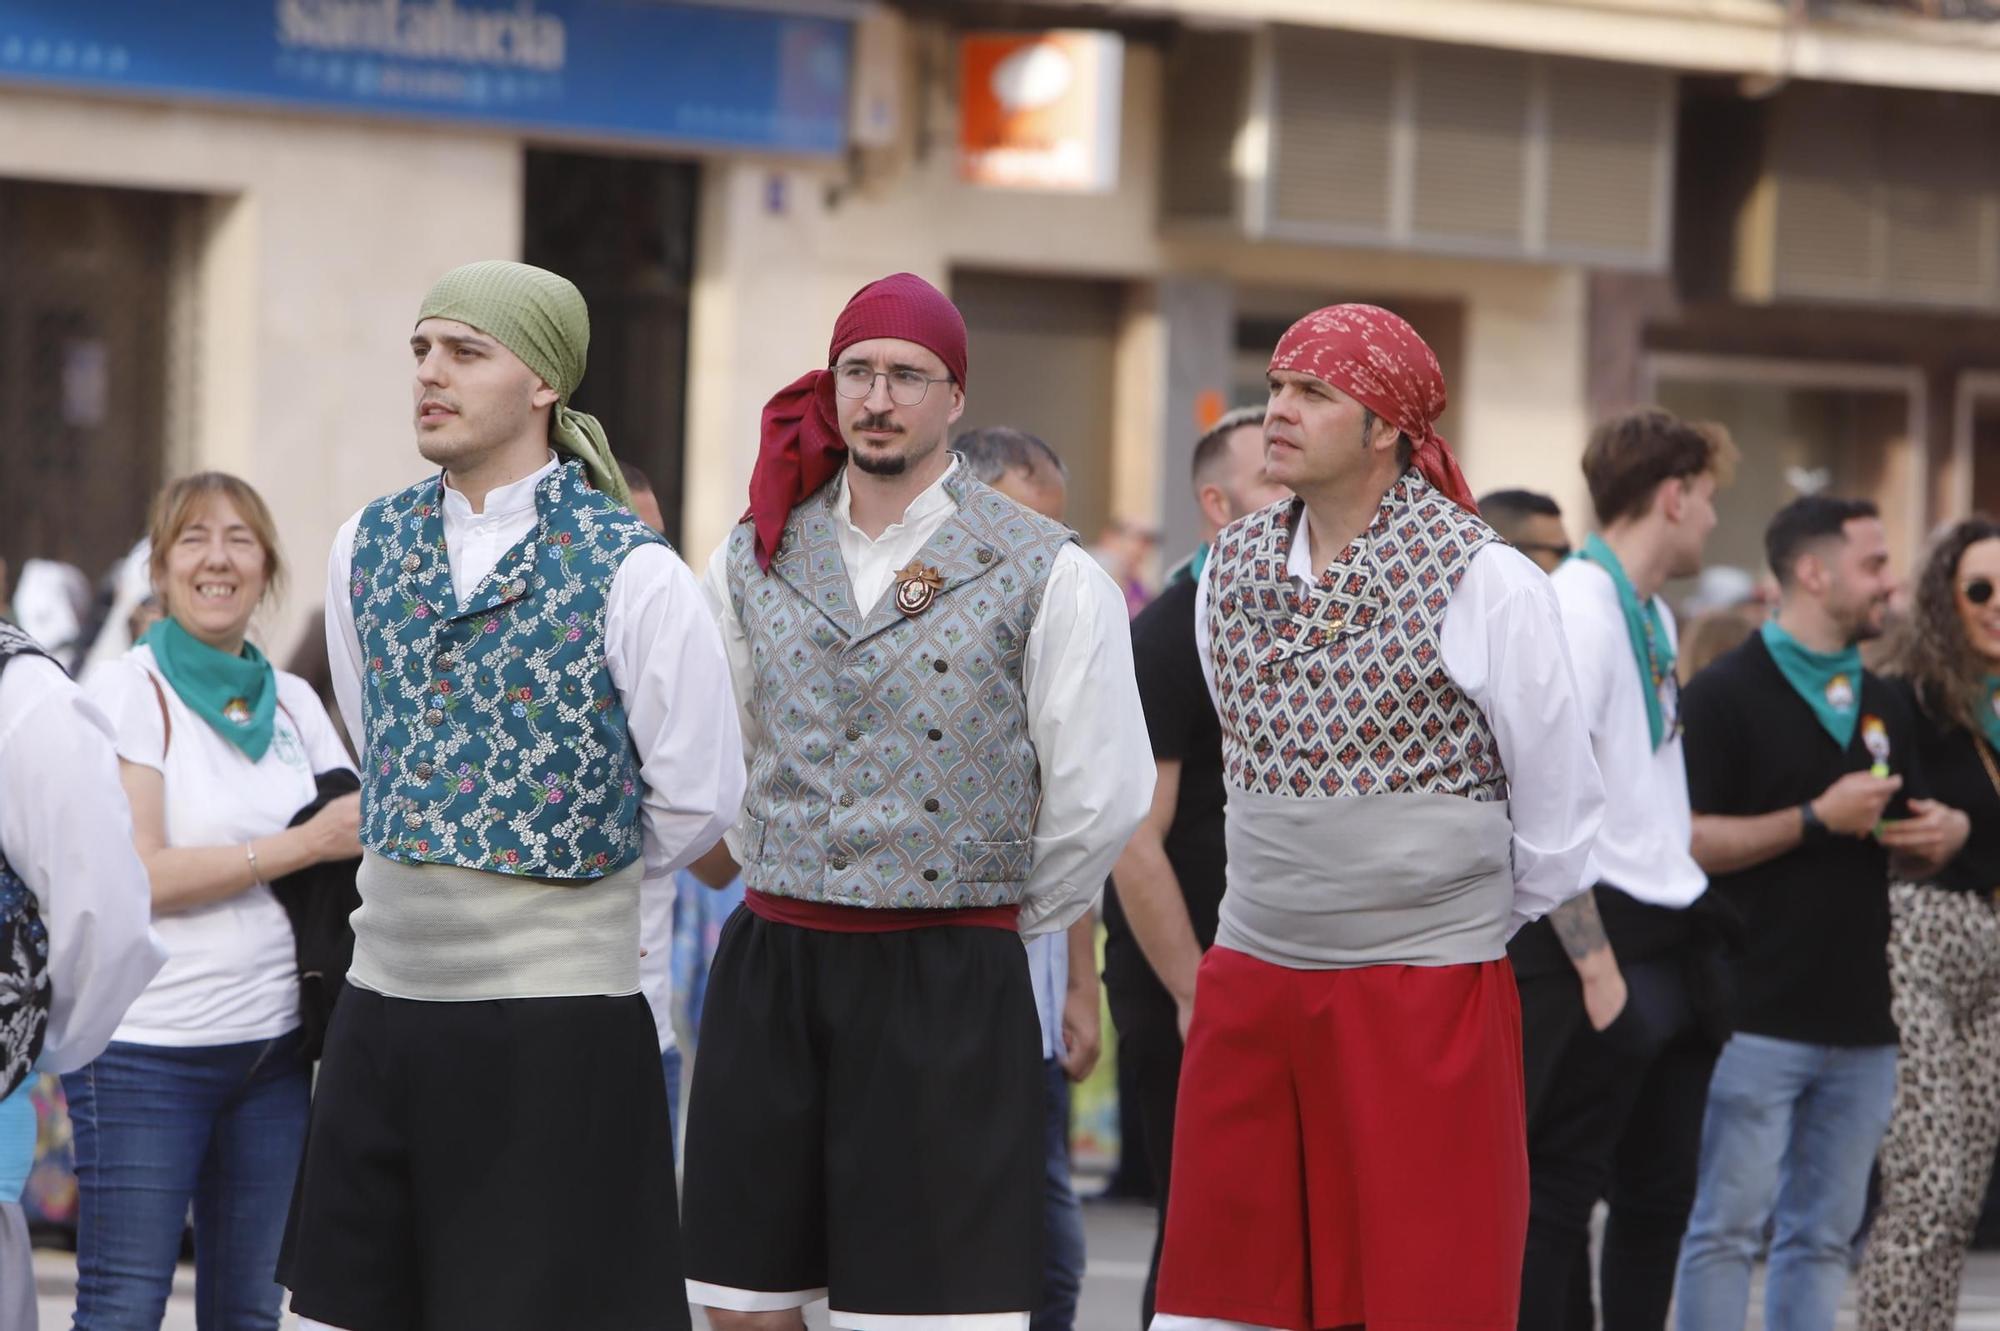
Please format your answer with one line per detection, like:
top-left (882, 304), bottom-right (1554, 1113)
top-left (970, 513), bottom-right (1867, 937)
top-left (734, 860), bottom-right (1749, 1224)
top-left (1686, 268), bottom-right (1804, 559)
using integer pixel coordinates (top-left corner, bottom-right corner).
top-left (147, 472), bottom-right (286, 614)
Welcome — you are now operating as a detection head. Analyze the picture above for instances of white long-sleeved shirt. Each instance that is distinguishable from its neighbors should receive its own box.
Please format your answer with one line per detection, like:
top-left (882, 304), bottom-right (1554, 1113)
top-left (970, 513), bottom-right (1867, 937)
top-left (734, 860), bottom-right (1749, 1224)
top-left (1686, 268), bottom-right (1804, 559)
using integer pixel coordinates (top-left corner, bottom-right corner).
top-left (0, 652), bottom-right (165, 1072)
top-left (326, 455), bottom-right (746, 1036)
top-left (702, 460), bottom-right (1150, 938)
top-left (1197, 509), bottom-right (1604, 932)
top-left (1550, 559), bottom-right (1705, 909)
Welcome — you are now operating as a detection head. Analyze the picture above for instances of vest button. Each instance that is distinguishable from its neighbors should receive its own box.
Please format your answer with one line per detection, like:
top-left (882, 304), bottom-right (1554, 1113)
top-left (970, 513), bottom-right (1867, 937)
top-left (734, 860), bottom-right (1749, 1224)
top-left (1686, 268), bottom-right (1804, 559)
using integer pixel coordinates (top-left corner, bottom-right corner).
top-left (414, 762), bottom-right (434, 780)
top-left (425, 708), bottom-right (444, 727)
top-left (927, 728), bottom-right (943, 741)
top-left (830, 855), bottom-right (850, 871)
top-left (402, 553), bottom-right (421, 573)
top-left (933, 659), bottom-right (949, 673)
top-left (839, 793), bottom-right (855, 808)
top-left (923, 798), bottom-right (940, 813)
top-left (436, 654), bottom-right (456, 671)
top-left (923, 869), bottom-right (939, 882)
top-left (975, 548), bottom-right (993, 565)
top-left (844, 725), bottom-right (862, 742)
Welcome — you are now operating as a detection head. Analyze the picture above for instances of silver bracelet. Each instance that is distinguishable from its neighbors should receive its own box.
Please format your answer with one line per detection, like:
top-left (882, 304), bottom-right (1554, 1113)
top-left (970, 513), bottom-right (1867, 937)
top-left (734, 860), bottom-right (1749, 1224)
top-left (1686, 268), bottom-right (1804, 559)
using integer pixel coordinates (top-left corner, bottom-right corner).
top-left (245, 841), bottom-right (263, 886)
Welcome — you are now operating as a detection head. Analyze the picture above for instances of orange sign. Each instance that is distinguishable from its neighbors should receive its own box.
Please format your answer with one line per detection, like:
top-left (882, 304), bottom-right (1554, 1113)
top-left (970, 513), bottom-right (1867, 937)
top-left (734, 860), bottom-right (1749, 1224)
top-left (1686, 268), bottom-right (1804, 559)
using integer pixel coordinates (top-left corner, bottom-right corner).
top-left (959, 30), bottom-right (1123, 193)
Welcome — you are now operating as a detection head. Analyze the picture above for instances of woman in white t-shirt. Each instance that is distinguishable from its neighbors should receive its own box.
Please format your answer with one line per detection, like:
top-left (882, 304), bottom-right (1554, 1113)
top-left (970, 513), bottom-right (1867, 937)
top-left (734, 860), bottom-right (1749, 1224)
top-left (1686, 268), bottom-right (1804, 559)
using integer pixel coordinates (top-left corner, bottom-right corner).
top-left (67, 473), bottom-right (359, 1331)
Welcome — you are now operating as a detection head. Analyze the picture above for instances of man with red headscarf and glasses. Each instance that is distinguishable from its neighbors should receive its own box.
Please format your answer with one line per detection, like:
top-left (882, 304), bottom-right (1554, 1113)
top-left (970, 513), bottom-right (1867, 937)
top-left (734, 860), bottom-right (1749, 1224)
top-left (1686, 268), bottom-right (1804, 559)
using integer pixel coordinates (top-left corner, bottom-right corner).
top-left (680, 273), bottom-right (1151, 1331)
top-left (1151, 305), bottom-right (1604, 1331)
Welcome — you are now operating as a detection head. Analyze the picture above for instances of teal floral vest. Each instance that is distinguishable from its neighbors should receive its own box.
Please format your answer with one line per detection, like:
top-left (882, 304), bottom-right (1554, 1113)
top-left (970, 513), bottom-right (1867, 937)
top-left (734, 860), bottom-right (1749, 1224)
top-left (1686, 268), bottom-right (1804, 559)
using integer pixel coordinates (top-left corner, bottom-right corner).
top-left (348, 460), bottom-right (663, 878)
top-left (724, 465), bottom-right (1074, 909)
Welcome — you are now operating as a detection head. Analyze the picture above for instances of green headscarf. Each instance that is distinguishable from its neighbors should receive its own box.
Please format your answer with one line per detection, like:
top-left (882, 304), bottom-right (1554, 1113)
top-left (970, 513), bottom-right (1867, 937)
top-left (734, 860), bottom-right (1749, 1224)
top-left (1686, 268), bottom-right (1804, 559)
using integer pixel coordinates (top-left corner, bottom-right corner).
top-left (416, 260), bottom-right (629, 505)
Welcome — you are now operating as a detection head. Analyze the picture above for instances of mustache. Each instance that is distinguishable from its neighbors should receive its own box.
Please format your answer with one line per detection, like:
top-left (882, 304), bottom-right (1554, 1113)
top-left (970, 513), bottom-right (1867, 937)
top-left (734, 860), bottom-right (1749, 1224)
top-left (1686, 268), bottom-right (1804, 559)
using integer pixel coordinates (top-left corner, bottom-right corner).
top-left (854, 411), bottom-right (902, 435)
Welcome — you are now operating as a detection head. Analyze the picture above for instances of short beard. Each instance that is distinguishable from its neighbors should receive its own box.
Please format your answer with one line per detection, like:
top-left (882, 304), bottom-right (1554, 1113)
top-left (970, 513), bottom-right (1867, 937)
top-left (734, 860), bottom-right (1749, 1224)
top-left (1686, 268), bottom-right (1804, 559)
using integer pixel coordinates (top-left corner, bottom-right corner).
top-left (851, 448), bottom-right (909, 477)
top-left (848, 418), bottom-right (941, 478)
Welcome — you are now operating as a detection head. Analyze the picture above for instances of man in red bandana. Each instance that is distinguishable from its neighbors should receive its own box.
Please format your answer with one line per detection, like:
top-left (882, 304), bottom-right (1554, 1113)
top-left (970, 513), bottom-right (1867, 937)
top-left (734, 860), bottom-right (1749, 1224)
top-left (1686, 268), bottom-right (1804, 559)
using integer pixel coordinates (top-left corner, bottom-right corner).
top-left (680, 273), bottom-right (1151, 1331)
top-left (1151, 305), bottom-right (1605, 1331)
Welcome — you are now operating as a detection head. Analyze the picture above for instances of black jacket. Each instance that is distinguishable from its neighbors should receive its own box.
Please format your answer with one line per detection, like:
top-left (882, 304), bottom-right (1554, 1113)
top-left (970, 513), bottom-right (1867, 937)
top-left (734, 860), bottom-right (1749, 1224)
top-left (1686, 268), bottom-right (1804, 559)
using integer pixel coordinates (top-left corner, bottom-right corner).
top-left (270, 770), bottom-right (361, 1061)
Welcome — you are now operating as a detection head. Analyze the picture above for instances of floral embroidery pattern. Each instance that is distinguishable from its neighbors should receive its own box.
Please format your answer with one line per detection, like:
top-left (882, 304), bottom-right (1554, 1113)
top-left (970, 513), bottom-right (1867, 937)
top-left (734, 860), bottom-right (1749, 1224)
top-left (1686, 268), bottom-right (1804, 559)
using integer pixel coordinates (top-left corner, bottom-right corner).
top-left (349, 460), bottom-right (662, 877)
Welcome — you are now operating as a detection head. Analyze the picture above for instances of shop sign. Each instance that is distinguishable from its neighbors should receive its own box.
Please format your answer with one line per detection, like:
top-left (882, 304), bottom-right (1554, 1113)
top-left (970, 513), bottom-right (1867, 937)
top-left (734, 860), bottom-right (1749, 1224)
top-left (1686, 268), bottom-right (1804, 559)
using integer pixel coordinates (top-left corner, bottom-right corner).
top-left (0, 0), bottom-right (851, 155)
top-left (959, 29), bottom-right (1122, 193)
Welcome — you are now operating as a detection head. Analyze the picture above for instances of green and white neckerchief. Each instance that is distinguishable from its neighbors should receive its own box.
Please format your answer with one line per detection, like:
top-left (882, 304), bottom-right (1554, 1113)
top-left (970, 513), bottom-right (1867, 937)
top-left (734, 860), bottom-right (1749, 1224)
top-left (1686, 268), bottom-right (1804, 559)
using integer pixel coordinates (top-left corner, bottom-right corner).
top-left (141, 617), bottom-right (277, 761)
top-left (1759, 619), bottom-right (1864, 750)
top-left (1574, 535), bottom-right (1676, 749)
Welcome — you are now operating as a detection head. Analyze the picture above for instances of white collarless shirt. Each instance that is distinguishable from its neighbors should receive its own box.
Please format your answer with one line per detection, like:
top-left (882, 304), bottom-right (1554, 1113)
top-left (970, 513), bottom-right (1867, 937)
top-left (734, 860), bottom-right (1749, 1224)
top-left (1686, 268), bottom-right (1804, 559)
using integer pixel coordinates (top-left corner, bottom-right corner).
top-left (703, 459), bottom-right (1153, 938)
top-left (326, 454), bottom-right (747, 1049)
top-left (1196, 507), bottom-right (1604, 933)
top-left (1550, 559), bottom-right (1706, 909)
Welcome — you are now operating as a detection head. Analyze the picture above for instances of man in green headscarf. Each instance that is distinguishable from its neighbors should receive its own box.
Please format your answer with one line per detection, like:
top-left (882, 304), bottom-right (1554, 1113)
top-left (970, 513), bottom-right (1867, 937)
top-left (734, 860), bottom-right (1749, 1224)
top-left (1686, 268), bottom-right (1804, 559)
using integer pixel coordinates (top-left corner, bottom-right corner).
top-left (280, 260), bottom-right (745, 1331)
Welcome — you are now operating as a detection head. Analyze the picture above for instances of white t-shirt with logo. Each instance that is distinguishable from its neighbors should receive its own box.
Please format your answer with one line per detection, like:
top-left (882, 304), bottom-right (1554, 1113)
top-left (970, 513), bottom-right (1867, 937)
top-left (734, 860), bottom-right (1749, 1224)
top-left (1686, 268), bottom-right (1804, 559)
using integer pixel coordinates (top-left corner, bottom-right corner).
top-left (88, 645), bottom-right (354, 1047)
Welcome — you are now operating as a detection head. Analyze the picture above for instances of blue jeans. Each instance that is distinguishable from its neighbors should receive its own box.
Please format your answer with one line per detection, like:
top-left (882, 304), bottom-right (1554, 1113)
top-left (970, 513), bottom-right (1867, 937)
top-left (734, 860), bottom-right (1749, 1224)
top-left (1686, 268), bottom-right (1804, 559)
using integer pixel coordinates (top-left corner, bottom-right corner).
top-left (661, 1044), bottom-right (683, 1163)
top-left (1674, 1033), bottom-right (1898, 1331)
top-left (1034, 1057), bottom-right (1085, 1331)
top-left (62, 1033), bottom-right (310, 1331)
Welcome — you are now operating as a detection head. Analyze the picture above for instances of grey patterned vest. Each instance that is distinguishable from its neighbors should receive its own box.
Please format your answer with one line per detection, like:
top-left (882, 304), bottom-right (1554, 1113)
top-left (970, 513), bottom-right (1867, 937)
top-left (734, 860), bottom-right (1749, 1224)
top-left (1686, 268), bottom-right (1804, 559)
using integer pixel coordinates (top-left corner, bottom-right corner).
top-left (1208, 469), bottom-right (1505, 802)
top-left (725, 465), bottom-right (1074, 909)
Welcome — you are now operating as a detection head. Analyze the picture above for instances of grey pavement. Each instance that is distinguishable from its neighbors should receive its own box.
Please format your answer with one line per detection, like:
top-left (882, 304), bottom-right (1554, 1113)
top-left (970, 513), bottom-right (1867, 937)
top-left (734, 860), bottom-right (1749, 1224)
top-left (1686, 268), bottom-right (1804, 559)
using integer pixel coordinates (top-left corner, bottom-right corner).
top-left (30, 1195), bottom-right (2000, 1329)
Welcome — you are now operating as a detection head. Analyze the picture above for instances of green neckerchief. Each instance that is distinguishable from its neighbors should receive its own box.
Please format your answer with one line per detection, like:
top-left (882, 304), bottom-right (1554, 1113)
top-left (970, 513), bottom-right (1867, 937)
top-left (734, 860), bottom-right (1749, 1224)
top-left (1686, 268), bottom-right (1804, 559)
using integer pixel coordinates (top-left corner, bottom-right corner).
top-left (141, 617), bottom-right (277, 762)
top-left (1574, 534), bottom-right (1676, 749)
top-left (1759, 619), bottom-right (1864, 749)
top-left (1170, 543), bottom-right (1211, 588)
top-left (1982, 675), bottom-right (2000, 754)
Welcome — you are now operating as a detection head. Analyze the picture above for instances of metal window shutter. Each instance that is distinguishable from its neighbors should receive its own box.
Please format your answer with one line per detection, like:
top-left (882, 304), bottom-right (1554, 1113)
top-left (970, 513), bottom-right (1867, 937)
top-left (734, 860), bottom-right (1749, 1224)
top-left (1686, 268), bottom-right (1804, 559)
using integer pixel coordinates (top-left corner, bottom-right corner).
top-left (1161, 30), bottom-right (1252, 224)
top-left (1545, 58), bottom-right (1670, 264)
top-left (1268, 27), bottom-right (1396, 234)
top-left (1409, 43), bottom-right (1531, 244)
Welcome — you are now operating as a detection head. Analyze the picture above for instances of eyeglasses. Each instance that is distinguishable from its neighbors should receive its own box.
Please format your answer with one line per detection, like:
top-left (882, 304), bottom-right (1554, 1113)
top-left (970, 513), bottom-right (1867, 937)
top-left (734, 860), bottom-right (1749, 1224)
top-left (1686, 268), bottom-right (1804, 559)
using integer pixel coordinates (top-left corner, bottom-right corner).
top-left (832, 363), bottom-right (955, 407)
top-left (1964, 577), bottom-right (1996, 606)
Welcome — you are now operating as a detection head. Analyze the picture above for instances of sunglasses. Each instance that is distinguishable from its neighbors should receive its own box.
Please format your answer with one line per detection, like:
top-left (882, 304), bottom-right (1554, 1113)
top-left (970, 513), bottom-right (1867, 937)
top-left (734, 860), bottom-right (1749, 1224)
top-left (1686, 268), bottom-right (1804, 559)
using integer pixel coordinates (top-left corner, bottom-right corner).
top-left (1965, 577), bottom-right (1996, 606)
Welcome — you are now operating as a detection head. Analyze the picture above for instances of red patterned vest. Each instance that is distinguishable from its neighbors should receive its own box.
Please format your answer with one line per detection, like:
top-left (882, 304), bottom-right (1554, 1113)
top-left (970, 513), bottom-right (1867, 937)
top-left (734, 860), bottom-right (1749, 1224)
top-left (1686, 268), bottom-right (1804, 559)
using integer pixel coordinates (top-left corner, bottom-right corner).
top-left (1207, 470), bottom-right (1505, 802)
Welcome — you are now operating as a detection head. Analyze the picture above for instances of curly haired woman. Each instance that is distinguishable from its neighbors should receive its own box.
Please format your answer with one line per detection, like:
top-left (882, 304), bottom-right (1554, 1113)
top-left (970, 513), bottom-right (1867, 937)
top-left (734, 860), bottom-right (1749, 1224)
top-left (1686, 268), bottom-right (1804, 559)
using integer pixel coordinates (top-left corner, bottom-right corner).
top-left (1856, 515), bottom-right (2000, 1330)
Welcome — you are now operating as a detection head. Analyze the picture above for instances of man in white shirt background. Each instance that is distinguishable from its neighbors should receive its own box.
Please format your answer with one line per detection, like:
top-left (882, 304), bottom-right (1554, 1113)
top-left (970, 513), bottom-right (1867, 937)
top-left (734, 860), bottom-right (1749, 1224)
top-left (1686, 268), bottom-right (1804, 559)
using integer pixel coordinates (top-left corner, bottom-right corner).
top-left (955, 423), bottom-right (1103, 1331)
top-left (1510, 408), bottom-right (1737, 1330)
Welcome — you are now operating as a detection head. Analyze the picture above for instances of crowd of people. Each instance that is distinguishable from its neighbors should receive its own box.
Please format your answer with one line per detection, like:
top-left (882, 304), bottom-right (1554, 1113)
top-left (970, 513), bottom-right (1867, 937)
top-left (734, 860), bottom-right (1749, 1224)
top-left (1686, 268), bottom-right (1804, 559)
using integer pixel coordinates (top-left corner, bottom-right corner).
top-left (0, 258), bottom-right (1997, 1331)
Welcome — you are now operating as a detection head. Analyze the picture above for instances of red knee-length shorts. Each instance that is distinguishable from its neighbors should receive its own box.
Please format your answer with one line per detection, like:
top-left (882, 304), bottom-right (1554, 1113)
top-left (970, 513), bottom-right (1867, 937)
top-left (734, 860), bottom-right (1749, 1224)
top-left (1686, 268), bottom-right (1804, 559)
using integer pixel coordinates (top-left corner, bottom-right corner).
top-left (1154, 946), bottom-right (1528, 1331)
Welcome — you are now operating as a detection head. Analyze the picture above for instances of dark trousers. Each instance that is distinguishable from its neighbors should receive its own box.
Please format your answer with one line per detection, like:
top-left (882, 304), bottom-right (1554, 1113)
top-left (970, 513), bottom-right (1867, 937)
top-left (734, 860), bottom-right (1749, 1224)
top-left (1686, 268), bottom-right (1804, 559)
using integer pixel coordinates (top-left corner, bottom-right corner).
top-left (1519, 949), bottom-right (1720, 1331)
top-left (1103, 955), bottom-right (1185, 1330)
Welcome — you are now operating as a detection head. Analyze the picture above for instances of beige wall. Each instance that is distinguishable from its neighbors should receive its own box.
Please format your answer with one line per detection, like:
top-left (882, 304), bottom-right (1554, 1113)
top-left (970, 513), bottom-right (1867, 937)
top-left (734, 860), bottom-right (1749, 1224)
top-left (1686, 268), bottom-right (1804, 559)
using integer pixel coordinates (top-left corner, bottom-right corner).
top-left (681, 26), bottom-right (1593, 564)
top-left (0, 86), bottom-right (521, 654)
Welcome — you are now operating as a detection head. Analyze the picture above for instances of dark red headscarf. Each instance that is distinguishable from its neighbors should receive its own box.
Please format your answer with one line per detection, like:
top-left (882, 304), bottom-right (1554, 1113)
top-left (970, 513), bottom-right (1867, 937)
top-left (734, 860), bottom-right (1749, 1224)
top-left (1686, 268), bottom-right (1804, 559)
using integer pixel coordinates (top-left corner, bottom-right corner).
top-left (746, 273), bottom-right (970, 569)
top-left (1270, 304), bottom-right (1479, 514)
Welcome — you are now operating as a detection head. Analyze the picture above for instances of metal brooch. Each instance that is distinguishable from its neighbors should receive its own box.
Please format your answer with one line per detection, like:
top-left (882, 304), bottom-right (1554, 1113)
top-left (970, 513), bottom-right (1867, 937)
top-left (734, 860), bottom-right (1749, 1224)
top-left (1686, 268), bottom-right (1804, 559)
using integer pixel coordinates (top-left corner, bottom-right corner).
top-left (893, 561), bottom-right (945, 617)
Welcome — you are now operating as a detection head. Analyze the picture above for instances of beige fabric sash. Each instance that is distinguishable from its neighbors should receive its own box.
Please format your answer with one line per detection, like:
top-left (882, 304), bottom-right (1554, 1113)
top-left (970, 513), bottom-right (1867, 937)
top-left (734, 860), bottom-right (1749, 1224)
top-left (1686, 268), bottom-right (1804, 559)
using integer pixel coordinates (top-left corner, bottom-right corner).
top-left (347, 851), bottom-right (642, 1002)
top-left (1217, 789), bottom-right (1515, 969)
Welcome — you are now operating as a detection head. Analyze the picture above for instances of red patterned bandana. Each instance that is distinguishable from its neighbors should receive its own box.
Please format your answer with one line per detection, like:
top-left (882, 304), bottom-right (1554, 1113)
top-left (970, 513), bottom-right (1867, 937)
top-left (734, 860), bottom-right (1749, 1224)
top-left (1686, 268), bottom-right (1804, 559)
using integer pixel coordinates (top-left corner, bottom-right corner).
top-left (1269, 304), bottom-right (1478, 514)
top-left (745, 273), bottom-right (969, 570)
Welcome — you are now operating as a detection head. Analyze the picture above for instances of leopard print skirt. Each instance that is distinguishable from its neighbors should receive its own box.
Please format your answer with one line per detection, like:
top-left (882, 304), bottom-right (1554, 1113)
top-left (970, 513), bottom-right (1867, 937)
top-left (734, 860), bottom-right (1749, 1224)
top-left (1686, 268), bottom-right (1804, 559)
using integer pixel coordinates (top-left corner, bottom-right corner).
top-left (1855, 882), bottom-right (2000, 1331)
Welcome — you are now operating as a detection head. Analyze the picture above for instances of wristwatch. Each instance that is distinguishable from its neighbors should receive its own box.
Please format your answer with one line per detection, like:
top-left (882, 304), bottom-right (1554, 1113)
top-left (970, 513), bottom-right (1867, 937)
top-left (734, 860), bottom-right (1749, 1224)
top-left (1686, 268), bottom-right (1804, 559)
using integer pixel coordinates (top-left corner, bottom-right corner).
top-left (1799, 800), bottom-right (1829, 843)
